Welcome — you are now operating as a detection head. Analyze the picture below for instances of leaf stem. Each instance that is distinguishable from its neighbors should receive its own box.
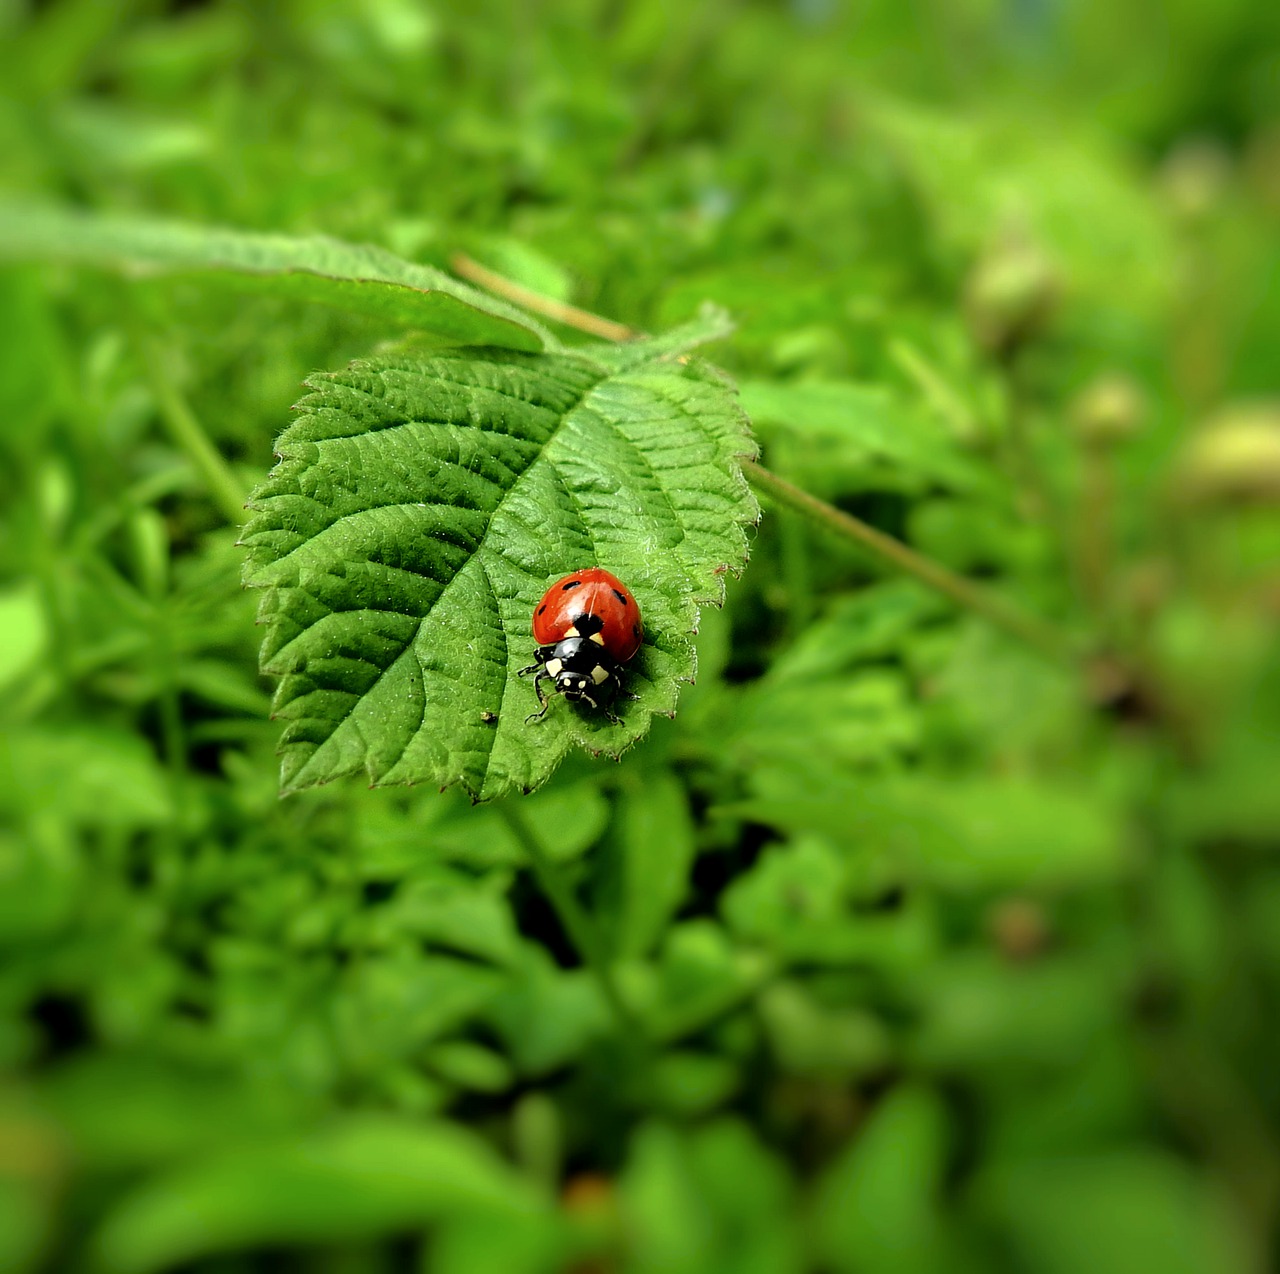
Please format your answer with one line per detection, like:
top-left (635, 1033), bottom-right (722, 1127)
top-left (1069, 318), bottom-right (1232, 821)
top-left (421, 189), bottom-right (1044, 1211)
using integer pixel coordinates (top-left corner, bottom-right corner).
top-left (455, 255), bottom-right (1074, 664)
top-left (741, 458), bottom-right (1073, 663)
top-left (496, 801), bottom-right (644, 1036)
top-left (1075, 440), bottom-right (1115, 620)
top-left (450, 252), bottom-right (641, 343)
top-left (126, 322), bottom-right (249, 526)
top-left (888, 338), bottom-right (979, 440)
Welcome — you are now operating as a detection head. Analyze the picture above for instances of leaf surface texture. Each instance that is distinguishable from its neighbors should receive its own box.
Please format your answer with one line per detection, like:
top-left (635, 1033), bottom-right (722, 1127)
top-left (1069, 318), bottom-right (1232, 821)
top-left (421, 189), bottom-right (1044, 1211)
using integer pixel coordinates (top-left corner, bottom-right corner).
top-left (242, 318), bottom-right (756, 799)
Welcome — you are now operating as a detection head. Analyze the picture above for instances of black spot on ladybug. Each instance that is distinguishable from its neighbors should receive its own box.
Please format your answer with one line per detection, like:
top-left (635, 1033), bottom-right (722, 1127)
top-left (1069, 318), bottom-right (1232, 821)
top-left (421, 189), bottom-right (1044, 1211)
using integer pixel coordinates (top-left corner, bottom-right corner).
top-left (612, 589), bottom-right (628, 604)
top-left (537, 605), bottom-right (546, 615)
top-left (562, 580), bottom-right (582, 591)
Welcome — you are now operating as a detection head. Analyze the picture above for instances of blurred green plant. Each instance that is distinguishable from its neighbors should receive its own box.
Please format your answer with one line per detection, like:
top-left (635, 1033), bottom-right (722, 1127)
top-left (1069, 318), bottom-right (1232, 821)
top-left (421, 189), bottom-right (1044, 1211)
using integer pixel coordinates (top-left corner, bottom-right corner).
top-left (2, 1), bottom-right (1279, 1273)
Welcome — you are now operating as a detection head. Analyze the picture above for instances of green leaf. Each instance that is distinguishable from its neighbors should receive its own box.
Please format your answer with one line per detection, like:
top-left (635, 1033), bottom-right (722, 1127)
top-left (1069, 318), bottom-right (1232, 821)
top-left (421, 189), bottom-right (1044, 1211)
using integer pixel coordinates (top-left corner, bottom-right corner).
top-left (428, 1209), bottom-right (569, 1274)
top-left (0, 202), bottom-right (550, 351)
top-left (644, 921), bottom-right (772, 1044)
top-left (910, 953), bottom-right (1126, 1073)
top-left (486, 957), bottom-right (610, 1075)
top-left (737, 775), bottom-right (1128, 894)
top-left (971, 1151), bottom-right (1250, 1274)
top-left (0, 727), bottom-right (172, 831)
top-left (618, 1124), bottom-right (716, 1274)
top-left (619, 1120), bottom-right (802, 1274)
top-left (40, 1055), bottom-right (304, 1172)
top-left (596, 770), bottom-right (697, 959)
top-left (811, 1085), bottom-right (950, 1274)
top-left (757, 982), bottom-right (893, 1080)
top-left (424, 1040), bottom-right (515, 1094)
top-left (0, 826), bottom-right (79, 944)
top-left (721, 837), bottom-right (934, 971)
top-left (242, 318), bottom-right (756, 800)
top-left (764, 581), bottom-right (947, 684)
top-left (864, 97), bottom-right (1176, 318)
top-left (727, 669), bottom-right (922, 776)
top-left (90, 1117), bottom-right (543, 1273)
top-left (738, 379), bottom-right (993, 494)
top-left (349, 866), bottom-right (526, 967)
top-left (330, 955), bottom-right (507, 1071)
top-left (646, 1050), bottom-right (740, 1117)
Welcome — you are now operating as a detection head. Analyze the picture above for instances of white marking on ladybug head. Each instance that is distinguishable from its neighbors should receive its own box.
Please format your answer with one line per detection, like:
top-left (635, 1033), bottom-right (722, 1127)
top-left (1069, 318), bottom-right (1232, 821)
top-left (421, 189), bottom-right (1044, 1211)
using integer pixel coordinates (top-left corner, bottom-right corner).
top-left (564, 626), bottom-right (580, 638)
top-left (589, 632), bottom-right (605, 645)
top-left (591, 665), bottom-right (610, 685)
top-left (545, 658), bottom-right (563, 676)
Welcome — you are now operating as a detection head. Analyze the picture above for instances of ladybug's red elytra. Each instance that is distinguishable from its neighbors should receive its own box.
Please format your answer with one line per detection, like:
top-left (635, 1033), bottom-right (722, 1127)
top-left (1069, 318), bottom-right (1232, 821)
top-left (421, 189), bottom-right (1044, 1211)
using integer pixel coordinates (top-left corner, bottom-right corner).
top-left (519, 568), bottom-right (643, 723)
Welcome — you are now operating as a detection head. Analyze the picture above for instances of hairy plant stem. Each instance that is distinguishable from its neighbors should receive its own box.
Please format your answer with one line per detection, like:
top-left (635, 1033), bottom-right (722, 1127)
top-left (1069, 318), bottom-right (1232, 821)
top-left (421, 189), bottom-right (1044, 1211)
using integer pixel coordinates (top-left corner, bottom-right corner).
top-left (450, 253), bottom-right (639, 343)
top-left (743, 460), bottom-right (1073, 663)
top-left (1076, 440), bottom-right (1115, 620)
top-left (496, 801), bottom-right (643, 1036)
top-left (455, 255), bottom-right (1075, 664)
top-left (1002, 355), bottom-right (1053, 523)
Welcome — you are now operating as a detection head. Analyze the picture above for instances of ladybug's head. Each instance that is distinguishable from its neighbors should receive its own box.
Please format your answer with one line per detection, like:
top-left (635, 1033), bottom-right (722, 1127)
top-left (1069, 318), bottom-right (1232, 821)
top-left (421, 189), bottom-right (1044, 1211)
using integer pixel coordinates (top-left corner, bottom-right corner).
top-left (557, 671), bottom-right (595, 700)
top-left (545, 636), bottom-right (615, 701)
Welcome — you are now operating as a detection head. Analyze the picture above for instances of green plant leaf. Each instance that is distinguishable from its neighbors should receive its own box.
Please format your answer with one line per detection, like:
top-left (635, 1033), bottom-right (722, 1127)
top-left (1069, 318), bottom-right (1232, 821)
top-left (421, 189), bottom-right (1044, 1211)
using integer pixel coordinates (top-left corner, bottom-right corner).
top-left (241, 314), bottom-right (756, 800)
top-left (89, 1117), bottom-right (543, 1273)
top-left (596, 770), bottom-right (698, 959)
top-left (0, 727), bottom-right (173, 831)
top-left (721, 837), bottom-right (934, 972)
top-left (0, 202), bottom-right (550, 351)
top-left (487, 957), bottom-right (611, 1076)
top-left (738, 776), bottom-right (1128, 894)
top-left (757, 982), bottom-right (893, 1080)
top-left (738, 379), bottom-right (994, 495)
top-left (619, 1120), bottom-right (802, 1274)
top-left (971, 1151), bottom-right (1250, 1274)
top-left (811, 1085), bottom-right (950, 1274)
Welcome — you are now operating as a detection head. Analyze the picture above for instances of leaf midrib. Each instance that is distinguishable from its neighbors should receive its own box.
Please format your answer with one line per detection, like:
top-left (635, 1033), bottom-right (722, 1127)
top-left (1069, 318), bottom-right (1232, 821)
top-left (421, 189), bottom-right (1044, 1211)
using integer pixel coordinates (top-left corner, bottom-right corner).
top-left (284, 348), bottom-right (625, 791)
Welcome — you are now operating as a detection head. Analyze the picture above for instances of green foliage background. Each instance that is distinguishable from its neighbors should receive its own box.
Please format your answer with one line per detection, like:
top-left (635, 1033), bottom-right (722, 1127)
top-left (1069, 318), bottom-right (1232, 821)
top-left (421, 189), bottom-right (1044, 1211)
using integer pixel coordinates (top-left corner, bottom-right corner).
top-left (2, 1), bottom-right (1280, 1271)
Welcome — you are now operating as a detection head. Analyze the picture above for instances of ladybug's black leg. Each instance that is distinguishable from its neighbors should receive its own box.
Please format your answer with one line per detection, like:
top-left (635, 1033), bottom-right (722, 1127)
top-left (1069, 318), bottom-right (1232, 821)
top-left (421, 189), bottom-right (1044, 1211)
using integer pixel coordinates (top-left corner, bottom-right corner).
top-left (600, 686), bottom-right (628, 725)
top-left (517, 647), bottom-right (551, 679)
top-left (578, 690), bottom-right (623, 725)
top-left (524, 671), bottom-right (554, 724)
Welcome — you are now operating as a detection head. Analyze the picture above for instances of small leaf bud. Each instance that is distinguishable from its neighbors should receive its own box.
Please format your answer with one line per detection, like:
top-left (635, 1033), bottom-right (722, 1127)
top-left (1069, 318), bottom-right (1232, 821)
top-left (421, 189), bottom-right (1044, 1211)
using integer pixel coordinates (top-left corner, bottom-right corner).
top-left (1171, 403), bottom-right (1280, 505)
top-left (1159, 137), bottom-right (1232, 224)
top-left (963, 231), bottom-right (1059, 358)
top-left (1071, 373), bottom-right (1147, 447)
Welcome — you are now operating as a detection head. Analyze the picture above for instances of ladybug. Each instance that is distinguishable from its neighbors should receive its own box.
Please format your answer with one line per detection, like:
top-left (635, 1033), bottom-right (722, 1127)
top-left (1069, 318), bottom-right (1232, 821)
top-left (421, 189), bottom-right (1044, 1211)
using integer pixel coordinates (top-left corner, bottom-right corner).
top-left (519, 567), bottom-right (643, 723)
